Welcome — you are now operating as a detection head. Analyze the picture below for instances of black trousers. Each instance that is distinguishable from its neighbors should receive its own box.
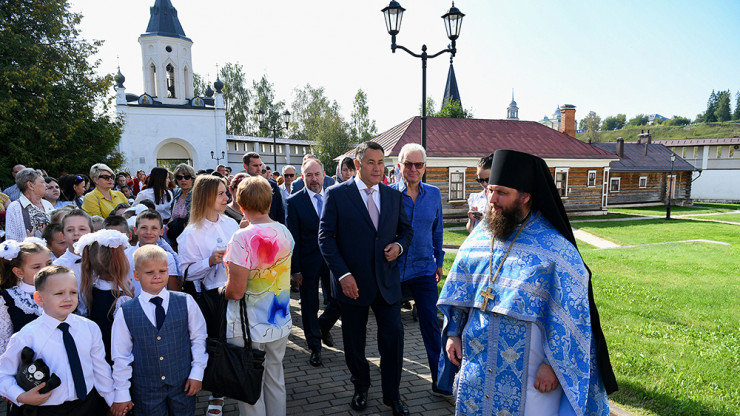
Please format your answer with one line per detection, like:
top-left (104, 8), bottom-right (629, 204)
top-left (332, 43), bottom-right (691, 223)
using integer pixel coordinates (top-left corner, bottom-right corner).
top-left (339, 293), bottom-right (403, 401)
top-left (11, 388), bottom-right (107, 416)
top-left (299, 268), bottom-right (341, 353)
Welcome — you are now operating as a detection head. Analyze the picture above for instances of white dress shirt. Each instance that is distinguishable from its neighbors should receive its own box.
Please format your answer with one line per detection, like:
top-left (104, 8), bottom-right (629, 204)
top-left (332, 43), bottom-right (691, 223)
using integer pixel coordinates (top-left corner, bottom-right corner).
top-left (110, 288), bottom-right (208, 403)
top-left (53, 250), bottom-right (86, 316)
top-left (305, 187), bottom-right (326, 216)
top-left (125, 244), bottom-right (179, 296)
top-left (354, 175), bottom-right (380, 215)
top-left (177, 215), bottom-right (239, 291)
top-left (0, 312), bottom-right (115, 407)
top-left (4, 195), bottom-right (55, 241)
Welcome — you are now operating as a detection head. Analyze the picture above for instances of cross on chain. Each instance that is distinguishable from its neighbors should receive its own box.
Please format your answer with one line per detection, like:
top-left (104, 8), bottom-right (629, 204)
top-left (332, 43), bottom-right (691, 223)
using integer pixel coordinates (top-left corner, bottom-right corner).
top-left (480, 286), bottom-right (495, 311)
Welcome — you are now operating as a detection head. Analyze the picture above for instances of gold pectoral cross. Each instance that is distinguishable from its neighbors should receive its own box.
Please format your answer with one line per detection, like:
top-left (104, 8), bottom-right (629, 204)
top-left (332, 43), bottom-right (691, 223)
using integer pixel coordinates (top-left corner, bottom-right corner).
top-left (480, 286), bottom-right (495, 311)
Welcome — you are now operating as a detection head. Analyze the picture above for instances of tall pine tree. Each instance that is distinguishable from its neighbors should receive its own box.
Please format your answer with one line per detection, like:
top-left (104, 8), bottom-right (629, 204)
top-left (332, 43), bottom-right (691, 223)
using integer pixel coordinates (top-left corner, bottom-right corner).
top-left (733, 91), bottom-right (740, 121)
top-left (715, 90), bottom-right (731, 122)
top-left (704, 90), bottom-right (718, 122)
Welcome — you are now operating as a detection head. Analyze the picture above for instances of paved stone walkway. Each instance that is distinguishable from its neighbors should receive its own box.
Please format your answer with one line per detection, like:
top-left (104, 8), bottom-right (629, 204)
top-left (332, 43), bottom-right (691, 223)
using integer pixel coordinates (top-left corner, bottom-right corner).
top-left (193, 290), bottom-right (455, 415)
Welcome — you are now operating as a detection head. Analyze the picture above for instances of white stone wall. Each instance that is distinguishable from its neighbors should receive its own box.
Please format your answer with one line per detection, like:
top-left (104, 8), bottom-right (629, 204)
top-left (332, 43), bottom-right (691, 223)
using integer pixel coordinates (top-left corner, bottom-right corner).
top-left (117, 104), bottom-right (227, 173)
top-left (691, 170), bottom-right (740, 201)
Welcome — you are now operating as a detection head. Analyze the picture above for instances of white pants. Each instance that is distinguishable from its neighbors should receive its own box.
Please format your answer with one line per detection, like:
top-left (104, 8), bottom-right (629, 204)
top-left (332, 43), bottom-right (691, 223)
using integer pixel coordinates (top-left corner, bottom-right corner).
top-left (227, 334), bottom-right (288, 416)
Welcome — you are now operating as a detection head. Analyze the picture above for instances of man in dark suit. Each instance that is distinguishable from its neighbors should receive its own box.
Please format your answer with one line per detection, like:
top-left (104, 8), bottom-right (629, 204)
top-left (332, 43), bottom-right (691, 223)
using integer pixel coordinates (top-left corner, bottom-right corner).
top-left (290, 154), bottom-right (335, 193)
top-left (286, 158), bottom-right (341, 367)
top-left (242, 152), bottom-right (285, 224)
top-left (319, 141), bottom-right (413, 416)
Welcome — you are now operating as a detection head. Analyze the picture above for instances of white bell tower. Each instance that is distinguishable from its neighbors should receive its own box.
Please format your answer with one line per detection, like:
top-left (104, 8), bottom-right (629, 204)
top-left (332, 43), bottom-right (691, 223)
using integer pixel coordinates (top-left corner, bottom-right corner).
top-left (138, 0), bottom-right (194, 105)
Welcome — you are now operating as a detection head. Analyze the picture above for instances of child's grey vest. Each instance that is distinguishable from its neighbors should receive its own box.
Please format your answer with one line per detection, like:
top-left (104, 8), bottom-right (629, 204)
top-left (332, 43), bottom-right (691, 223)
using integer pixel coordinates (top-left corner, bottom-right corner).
top-left (122, 292), bottom-right (192, 388)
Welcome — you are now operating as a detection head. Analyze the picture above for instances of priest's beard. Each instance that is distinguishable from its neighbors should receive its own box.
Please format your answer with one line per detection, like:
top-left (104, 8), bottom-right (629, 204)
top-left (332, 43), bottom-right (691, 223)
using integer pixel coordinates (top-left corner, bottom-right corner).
top-left (482, 199), bottom-right (526, 240)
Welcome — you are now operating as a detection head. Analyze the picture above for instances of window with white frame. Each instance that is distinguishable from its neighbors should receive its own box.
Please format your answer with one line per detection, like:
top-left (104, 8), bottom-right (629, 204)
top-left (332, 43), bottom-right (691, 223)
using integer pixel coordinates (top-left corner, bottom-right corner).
top-left (639, 176), bottom-right (648, 188)
top-left (587, 170), bottom-right (597, 187)
top-left (555, 168), bottom-right (569, 197)
top-left (610, 177), bottom-right (621, 192)
top-left (449, 167), bottom-right (466, 201)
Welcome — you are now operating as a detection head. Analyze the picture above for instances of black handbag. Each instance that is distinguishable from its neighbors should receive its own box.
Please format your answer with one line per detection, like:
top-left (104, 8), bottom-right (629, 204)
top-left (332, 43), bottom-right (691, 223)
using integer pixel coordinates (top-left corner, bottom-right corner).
top-left (202, 290), bottom-right (266, 405)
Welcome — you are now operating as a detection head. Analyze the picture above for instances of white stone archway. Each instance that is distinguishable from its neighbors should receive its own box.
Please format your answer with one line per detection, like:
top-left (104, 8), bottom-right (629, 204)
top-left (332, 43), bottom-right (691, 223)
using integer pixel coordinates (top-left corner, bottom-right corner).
top-left (154, 138), bottom-right (196, 171)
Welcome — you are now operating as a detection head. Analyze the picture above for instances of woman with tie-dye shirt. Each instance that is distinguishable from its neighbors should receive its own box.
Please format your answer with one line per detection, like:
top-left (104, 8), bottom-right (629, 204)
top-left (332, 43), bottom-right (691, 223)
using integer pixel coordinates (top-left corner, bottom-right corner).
top-left (224, 175), bottom-right (294, 416)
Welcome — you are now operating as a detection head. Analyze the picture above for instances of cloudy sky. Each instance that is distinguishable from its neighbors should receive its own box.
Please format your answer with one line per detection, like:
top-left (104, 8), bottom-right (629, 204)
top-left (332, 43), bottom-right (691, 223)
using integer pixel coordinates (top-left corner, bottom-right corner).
top-left (70, 0), bottom-right (740, 132)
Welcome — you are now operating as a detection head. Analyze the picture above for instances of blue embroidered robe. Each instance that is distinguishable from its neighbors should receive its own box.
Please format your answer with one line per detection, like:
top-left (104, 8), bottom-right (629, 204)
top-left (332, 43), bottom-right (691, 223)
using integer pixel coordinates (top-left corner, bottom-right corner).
top-left (437, 211), bottom-right (609, 416)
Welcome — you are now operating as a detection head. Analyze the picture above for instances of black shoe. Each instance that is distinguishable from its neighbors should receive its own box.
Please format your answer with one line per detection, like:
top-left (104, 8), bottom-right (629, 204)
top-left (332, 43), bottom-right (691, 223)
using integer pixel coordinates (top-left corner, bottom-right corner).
top-left (350, 392), bottom-right (368, 411)
top-left (321, 329), bottom-right (335, 347)
top-left (309, 351), bottom-right (322, 367)
top-left (382, 398), bottom-right (409, 416)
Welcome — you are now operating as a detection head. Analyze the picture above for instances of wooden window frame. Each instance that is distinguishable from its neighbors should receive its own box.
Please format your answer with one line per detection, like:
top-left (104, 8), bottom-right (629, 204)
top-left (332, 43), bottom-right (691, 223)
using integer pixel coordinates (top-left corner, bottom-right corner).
top-left (610, 177), bottom-right (621, 193)
top-left (639, 176), bottom-right (648, 189)
top-left (587, 170), bottom-right (597, 187)
top-left (555, 168), bottom-right (569, 198)
top-left (448, 167), bottom-right (466, 202)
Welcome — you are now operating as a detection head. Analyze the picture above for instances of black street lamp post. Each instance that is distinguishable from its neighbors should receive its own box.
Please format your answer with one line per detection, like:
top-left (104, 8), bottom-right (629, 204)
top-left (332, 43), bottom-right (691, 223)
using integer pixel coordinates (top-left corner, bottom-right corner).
top-left (666, 153), bottom-right (676, 220)
top-left (382, 1), bottom-right (465, 182)
top-left (210, 151), bottom-right (225, 164)
top-left (256, 109), bottom-right (292, 173)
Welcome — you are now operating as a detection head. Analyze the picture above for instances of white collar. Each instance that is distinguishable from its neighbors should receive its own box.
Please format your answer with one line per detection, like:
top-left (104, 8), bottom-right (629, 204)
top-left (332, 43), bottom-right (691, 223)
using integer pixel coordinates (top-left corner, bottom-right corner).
top-left (354, 175), bottom-right (379, 193)
top-left (139, 287), bottom-right (169, 303)
top-left (18, 281), bottom-right (35, 294)
top-left (60, 249), bottom-right (81, 260)
top-left (306, 187), bottom-right (325, 199)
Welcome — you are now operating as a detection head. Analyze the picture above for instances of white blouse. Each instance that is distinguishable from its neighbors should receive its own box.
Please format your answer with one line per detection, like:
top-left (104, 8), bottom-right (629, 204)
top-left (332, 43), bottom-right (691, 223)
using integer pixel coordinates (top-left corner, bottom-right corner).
top-left (0, 282), bottom-right (42, 354)
top-left (133, 188), bottom-right (174, 220)
top-left (177, 215), bottom-right (239, 291)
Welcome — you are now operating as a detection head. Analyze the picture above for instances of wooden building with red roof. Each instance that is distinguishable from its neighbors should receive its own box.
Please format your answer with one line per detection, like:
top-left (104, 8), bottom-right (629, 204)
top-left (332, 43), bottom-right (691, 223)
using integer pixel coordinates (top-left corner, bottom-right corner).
top-left (343, 106), bottom-right (619, 220)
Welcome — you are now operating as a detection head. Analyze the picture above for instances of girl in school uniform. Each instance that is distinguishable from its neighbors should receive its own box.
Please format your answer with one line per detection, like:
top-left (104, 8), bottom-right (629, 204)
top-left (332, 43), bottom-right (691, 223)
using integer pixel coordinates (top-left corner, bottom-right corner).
top-left (75, 229), bottom-right (133, 363)
top-left (0, 238), bottom-right (52, 354)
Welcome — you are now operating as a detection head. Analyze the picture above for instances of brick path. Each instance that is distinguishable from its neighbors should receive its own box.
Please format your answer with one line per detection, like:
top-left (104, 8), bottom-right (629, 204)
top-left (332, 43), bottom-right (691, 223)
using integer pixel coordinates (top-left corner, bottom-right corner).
top-left (194, 290), bottom-right (455, 416)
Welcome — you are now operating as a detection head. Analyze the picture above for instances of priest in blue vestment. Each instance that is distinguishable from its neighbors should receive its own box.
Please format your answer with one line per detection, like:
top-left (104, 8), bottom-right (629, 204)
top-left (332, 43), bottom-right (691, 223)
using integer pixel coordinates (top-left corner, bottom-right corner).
top-left (437, 150), bottom-right (618, 416)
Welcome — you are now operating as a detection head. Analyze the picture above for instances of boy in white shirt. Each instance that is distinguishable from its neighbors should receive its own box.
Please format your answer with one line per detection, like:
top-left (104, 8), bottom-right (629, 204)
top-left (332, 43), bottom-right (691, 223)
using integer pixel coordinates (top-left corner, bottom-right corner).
top-left (0, 265), bottom-right (115, 414)
top-left (110, 245), bottom-right (207, 416)
top-left (124, 210), bottom-right (180, 296)
top-left (51, 209), bottom-right (93, 316)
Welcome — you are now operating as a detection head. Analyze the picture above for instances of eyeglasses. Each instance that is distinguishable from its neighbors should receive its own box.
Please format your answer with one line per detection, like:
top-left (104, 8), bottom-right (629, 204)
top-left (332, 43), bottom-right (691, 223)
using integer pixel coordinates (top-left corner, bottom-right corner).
top-left (283, 173), bottom-right (295, 178)
top-left (175, 175), bottom-right (193, 181)
top-left (476, 177), bottom-right (489, 184)
top-left (98, 174), bottom-right (114, 180)
top-left (402, 162), bottom-right (425, 170)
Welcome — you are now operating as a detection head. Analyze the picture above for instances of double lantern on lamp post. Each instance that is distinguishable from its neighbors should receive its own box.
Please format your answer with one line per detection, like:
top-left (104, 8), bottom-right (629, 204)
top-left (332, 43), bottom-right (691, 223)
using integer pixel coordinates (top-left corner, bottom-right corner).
top-left (381, 1), bottom-right (465, 182)
top-left (666, 153), bottom-right (676, 220)
top-left (256, 109), bottom-right (291, 173)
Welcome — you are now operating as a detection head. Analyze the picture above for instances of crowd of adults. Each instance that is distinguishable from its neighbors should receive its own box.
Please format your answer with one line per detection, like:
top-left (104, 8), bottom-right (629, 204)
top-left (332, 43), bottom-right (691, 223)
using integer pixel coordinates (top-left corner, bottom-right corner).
top-left (0, 142), bottom-right (616, 416)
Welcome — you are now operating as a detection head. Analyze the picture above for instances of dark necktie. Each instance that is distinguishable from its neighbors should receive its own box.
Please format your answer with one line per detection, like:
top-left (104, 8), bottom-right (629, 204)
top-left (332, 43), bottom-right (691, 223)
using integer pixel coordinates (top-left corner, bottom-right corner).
top-left (314, 193), bottom-right (323, 217)
top-left (57, 322), bottom-right (87, 400)
top-left (150, 296), bottom-right (165, 330)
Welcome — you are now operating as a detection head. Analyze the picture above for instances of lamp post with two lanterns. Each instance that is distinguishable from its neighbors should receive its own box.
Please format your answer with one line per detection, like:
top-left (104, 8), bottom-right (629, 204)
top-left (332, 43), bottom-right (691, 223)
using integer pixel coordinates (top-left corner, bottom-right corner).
top-left (381, 1), bottom-right (465, 182)
top-left (256, 109), bottom-right (291, 173)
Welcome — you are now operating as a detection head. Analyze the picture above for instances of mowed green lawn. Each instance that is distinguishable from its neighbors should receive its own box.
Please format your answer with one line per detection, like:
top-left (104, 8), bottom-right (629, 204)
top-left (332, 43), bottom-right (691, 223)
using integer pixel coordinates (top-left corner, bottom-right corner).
top-left (683, 212), bottom-right (740, 223)
top-left (441, 217), bottom-right (739, 415)
top-left (577, 219), bottom-right (740, 416)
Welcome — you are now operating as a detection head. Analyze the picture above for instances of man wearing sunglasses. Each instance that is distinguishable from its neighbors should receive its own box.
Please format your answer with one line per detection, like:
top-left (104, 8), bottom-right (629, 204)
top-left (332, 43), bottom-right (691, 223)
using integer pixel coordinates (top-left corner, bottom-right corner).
top-left (389, 143), bottom-right (450, 398)
top-left (466, 153), bottom-right (493, 233)
top-left (278, 165), bottom-right (297, 223)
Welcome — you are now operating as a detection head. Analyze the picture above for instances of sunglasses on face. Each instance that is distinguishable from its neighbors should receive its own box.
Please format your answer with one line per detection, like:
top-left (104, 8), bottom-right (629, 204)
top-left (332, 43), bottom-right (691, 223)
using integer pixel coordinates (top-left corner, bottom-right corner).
top-left (176, 175), bottom-right (193, 181)
top-left (283, 173), bottom-right (295, 178)
top-left (98, 175), bottom-right (114, 180)
top-left (402, 161), bottom-right (425, 170)
top-left (476, 177), bottom-right (489, 184)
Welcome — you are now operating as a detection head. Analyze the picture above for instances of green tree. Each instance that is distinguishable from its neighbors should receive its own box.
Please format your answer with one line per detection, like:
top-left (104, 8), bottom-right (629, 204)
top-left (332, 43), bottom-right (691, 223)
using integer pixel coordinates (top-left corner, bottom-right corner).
top-left (601, 114), bottom-right (627, 131)
top-left (582, 111), bottom-right (602, 143)
top-left (734, 91), bottom-right (740, 121)
top-left (291, 84), bottom-right (350, 174)
top-left (663, 116), bottom-right (691, 126)
top-left (419, 97), bottom-right (437, 117)
top-left (627, 114), bottom-right (649, 126)
top-left (193, 73), bottom-right (207, 97)
top-left (704, 90), bottom-right (718, 122)
top-left (715, 90), bottom-right (731, 122)
top-left (349, 89), bottom-right (377, 145)
top-left (434, 99), bottom-right (473, 118)
top-left (252, 74), bottom-right (286, 138)
top-left (0, 0), bottom-right (123, 180)
top-left (219, 62), bottom-right (251, 135)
